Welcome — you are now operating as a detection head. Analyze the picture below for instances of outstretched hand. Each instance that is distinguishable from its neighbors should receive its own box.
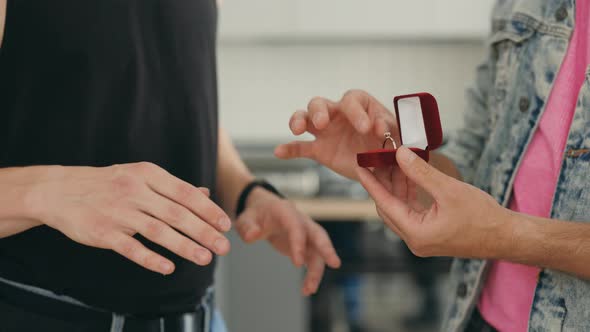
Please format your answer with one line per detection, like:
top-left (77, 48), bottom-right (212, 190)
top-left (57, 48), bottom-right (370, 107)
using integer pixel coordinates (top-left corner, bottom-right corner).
top-left (275, 90), bottom-right (396, 180)
top-left (233, 188), bottom-right (341, 296)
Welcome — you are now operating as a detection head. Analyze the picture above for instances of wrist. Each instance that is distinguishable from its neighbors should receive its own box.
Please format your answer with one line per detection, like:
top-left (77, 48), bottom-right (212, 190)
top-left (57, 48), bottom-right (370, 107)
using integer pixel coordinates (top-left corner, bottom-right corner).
top-left (236, 180), bottom-right (284, 217)
top-left (0, 166), bottom-right (61, 225)
top-left (466, 205), bottom-right (516, 260)
top-left (245, 186), bottom-right (275, 208)
top-left (21, 165), bottom-right (65, 223)
top-left (489, 208), bottom-right (537, 261)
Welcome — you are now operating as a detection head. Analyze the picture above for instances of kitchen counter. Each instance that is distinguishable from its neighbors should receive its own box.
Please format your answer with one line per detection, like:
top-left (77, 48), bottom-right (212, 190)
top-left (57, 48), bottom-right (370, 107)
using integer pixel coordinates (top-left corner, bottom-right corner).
top-left (293, 198), bottom-right (380, 221)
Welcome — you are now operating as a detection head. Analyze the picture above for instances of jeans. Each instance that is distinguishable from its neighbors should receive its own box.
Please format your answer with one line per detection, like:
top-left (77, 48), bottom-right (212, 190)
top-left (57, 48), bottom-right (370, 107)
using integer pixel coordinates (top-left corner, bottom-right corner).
top-left (211, 311), bottom-right (227, 332)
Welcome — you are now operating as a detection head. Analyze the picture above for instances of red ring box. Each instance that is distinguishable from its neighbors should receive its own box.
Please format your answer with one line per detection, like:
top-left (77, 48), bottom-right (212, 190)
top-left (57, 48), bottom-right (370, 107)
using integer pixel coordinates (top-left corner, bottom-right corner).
top-left (357, 92), bottom-right (443, 168)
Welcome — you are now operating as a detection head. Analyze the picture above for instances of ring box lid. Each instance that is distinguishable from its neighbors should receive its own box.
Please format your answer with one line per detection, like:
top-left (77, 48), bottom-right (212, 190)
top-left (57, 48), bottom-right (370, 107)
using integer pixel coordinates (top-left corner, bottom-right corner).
top-left (394, 92), bottom-right (442, 151)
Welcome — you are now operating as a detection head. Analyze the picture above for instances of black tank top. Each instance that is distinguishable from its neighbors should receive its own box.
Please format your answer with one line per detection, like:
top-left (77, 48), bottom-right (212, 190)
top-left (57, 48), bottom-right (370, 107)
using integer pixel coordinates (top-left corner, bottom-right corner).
top-left (0, 0), bottom-right (219, 314)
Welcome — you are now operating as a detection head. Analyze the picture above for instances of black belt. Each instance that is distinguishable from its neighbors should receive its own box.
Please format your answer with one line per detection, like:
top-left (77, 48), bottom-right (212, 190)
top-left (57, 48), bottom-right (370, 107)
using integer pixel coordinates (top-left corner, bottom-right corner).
top-left (0, 278), bottom-right (210, 332)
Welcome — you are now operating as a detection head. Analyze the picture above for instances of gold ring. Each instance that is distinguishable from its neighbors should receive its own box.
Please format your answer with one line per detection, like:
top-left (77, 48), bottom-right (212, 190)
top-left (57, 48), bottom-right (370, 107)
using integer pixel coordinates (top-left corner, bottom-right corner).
top-left (382, 132), bottom-right (397, 149)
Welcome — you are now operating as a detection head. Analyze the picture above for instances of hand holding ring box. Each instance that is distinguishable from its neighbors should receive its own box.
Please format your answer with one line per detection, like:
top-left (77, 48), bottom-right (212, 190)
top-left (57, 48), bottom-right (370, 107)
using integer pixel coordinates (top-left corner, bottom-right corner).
top-left (357, 92), bottom-right (443, 167)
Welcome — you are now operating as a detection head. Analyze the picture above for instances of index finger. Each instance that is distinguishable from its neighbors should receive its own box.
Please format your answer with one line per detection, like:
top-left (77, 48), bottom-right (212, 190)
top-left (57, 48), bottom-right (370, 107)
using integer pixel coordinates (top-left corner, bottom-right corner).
top-left (356, 166), bottom-right (416, 234)
top-left (140, 163), bottom-right (231, 232)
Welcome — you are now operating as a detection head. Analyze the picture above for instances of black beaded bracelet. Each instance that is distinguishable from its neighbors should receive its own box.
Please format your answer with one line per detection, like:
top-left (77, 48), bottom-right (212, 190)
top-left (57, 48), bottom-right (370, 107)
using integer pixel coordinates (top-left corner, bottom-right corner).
top-left (236, 180), bottom-right (285, 218)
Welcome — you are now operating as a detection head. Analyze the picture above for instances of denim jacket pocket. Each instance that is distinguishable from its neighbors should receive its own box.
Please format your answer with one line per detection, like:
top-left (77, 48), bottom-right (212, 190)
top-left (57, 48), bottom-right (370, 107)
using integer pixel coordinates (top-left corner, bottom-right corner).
top-left (488, 19), bottom-right (536, 74)
top-left (530, 273), bottom-right (568, 332)
top-left (560, 153), bottom-right (590, 222)
top-left (487, 24), bottom-right (535, 128)
top-left (533, 298), bottom-right (567, 332)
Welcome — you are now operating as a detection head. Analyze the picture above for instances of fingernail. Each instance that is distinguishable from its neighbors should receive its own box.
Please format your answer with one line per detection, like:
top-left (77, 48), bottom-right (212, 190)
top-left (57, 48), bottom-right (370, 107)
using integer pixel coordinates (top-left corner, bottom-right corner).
top-left (160, 261), bottom-right (173, 274)
top-left (398, 146), bottom-right (416, 164)
top-left (217, 217), bottom-right (231, 231)
top-left (296, 251), bottom-right (305, 266)
top-left (306, 281), bottom-right (316, 293)
top-left (294, 119), bottom-right (304, 130)
top-left (356, 118), bottom-right (368, 132)
top-left (312, 113), bottom-right (323, 126)
top-left (274, 146), bottom-right (283, 155)
top-left (245, 224), bottom-right (259, 238)
top-left (195, 249), bottom-right (211, 264)
top-left (214, 238), bottom-right (229, 253)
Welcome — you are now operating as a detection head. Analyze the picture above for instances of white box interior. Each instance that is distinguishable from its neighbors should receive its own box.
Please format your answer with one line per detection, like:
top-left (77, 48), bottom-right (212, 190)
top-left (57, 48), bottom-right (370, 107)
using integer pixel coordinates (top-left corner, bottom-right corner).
top-left (397, 96), bottom-right (428, 149)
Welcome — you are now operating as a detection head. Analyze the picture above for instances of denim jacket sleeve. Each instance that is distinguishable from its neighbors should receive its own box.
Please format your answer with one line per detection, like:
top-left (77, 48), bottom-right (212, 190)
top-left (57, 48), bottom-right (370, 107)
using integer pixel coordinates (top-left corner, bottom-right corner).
top-left (439, 55), bottom-right (495, 184)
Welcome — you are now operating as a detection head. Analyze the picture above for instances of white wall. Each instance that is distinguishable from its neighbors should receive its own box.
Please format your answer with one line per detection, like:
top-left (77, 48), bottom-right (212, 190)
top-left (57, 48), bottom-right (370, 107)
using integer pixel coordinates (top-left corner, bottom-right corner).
top-left (219, 41), bottom-right (486, 141)
top-left (219, 0), bottom-right (494, 40)
top-left (218, 0), bottom-right (493, 143)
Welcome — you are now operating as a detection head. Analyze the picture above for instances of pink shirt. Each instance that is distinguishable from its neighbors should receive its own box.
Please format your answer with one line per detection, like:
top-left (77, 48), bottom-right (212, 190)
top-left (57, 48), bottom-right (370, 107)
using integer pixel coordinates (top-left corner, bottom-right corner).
top-left (478, 3), bottom-right (590, 331)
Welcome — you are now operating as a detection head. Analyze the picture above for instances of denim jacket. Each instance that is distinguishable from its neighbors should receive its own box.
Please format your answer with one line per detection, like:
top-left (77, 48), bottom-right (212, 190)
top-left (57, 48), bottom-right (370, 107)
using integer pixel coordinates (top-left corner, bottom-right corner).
top-left (440, 0), bottom-right (590, 331)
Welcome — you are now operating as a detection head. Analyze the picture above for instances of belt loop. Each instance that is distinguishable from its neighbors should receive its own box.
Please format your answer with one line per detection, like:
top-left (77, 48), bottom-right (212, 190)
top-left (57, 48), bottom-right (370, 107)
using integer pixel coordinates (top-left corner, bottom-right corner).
top-left (202, 304), bottom-right (211, 332)
top-left (110, 314), bottom-right (125, 332)
top-left (201, 287), bottom-right (214, 332)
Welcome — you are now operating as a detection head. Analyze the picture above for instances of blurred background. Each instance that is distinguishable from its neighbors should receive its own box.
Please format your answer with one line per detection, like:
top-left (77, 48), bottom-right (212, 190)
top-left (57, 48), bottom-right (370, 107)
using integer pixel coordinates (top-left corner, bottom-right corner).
top-left (214, 1), bottom-right (494, 331)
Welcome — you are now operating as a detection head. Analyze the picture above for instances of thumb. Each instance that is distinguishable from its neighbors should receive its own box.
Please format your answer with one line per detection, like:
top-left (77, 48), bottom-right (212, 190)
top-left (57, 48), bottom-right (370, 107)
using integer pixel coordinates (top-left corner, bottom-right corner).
top-left (234, 209), bottom-right (266, 243)
top-left (395, 146), bottom-right (451, 200)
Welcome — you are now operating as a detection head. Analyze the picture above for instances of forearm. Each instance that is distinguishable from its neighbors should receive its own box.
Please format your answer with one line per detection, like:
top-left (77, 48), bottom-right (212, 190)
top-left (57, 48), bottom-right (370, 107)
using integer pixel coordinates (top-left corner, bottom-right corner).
top-left (0, 219), bottom-right (40, 238)
top-left (0, 167), bottom-right (47, 238)
top-left (0, 0), bottom-right (6, 48)
top-left (493, 211), bottom-right (590, 279)
top-left (216, 128), bottom-right (255, 217)
top-left (418, 152), bottom-right (590, 278)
